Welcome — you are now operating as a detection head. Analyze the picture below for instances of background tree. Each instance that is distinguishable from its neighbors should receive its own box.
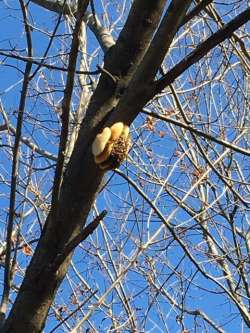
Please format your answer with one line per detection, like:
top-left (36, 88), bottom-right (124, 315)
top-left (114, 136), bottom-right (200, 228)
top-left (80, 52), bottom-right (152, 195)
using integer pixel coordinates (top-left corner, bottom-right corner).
top-left (0, 0), bottom-right (249, 332)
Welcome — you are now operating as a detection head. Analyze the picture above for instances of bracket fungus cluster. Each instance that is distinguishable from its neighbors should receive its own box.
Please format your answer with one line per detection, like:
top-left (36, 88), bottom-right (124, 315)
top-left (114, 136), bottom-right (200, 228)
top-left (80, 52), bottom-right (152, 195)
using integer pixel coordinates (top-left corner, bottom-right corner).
top-left (92, 122), bottom-right (130, 170)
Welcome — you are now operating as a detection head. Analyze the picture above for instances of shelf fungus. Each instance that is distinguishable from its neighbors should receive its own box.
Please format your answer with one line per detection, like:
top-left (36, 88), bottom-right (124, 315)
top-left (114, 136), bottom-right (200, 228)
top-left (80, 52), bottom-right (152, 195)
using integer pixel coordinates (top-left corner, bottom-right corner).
top-left (92, 122), bottom-right (130, 170)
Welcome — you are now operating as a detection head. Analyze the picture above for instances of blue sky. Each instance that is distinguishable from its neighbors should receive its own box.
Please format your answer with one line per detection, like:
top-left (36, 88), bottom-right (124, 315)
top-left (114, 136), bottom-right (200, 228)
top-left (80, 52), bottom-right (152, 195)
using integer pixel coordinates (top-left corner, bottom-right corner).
top-left (0, 1), bottom-right (249, 332)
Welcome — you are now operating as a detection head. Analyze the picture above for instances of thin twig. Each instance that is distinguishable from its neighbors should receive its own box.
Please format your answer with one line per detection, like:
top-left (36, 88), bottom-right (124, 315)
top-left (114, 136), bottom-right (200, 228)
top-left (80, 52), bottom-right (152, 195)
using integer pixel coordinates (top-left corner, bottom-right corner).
top-left (48, 290), bottom-right (98, 333)
top-left (0, 0), bottom-right (33, 324)
top-left (155, 8), bottom-right (250, 92)
top-left (90, 0), bottom-right (98, 27)
top-left (0, 50), bottom-right (100, 75)
top-left (115, 170), bottom-right (250, 325)
top-left (29, 0), bottom-right (65, 80)
top-left (50, 0), bottom-right (90, 218)
top-left (169, 85), bottom-right (250, 207)
top-left (52, 210), bottom-right (107, 271)
top-left (0, 120), bottom-right (57, 161)
top-left (181, 0), bottom-right (213, 27)
top-left (141, 109), bottom-right (250, 157)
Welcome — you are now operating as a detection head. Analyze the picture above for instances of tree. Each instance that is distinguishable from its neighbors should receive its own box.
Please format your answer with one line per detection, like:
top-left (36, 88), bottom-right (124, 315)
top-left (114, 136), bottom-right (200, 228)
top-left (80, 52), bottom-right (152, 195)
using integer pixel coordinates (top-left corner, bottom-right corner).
top-left (0, 0), bottom-right (249, 332)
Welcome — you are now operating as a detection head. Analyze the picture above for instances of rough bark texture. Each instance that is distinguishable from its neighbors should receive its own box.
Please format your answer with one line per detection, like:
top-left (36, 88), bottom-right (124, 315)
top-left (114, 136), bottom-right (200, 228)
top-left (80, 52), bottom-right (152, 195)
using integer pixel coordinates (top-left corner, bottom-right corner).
top-left (2, 1), bottom-right (248, 332)
top-left (2, 1), bottom-right (170, 332)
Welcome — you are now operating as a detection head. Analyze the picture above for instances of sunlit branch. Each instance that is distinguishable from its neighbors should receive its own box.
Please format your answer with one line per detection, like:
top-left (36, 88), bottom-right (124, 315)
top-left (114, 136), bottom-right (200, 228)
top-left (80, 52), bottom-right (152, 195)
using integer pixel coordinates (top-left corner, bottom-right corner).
top-left (142, 109), bottom-right (250, 157)
top-left (155, 8), bottom-right (250, 93)
top-left (30, 0), bottom-right (115, 51)
top-left (0, 0), bottom-right (33, 325)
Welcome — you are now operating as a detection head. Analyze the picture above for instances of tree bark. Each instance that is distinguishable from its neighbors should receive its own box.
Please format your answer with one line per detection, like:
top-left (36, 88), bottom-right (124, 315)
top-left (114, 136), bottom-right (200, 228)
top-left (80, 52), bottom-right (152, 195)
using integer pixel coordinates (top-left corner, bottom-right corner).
top-left (2, 2), bottom-right (169, 332)
top-left (3, 2), bottom-right (248, 332)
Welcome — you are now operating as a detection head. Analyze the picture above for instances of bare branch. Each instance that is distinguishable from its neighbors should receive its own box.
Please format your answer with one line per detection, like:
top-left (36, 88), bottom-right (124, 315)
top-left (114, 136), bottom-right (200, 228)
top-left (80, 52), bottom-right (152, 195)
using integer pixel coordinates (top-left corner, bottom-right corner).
top-left (155, 8), bottom-right (250, 93)
top-left (0, 0), bottom-right (33, 324)
top-left (0, 50), bottom-right (100, 75)
top-left (30, 0), bottom-right (115, 51)
top-left (52, 210), bottom-right (107, 270)
top-left (142, 109), bottom-right (250, 157)
top-left (50, 0), bottom-right (90, 217)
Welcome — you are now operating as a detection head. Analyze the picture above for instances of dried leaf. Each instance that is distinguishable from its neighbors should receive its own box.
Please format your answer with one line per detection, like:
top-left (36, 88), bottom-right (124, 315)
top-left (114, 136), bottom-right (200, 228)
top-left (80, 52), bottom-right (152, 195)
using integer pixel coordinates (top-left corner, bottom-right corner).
top-left (146, 116), bottom-right (155, 131)
top-left (22, 244), bottom-right (32, 256)
top-left (158, 130), bottom-right (165, 138)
